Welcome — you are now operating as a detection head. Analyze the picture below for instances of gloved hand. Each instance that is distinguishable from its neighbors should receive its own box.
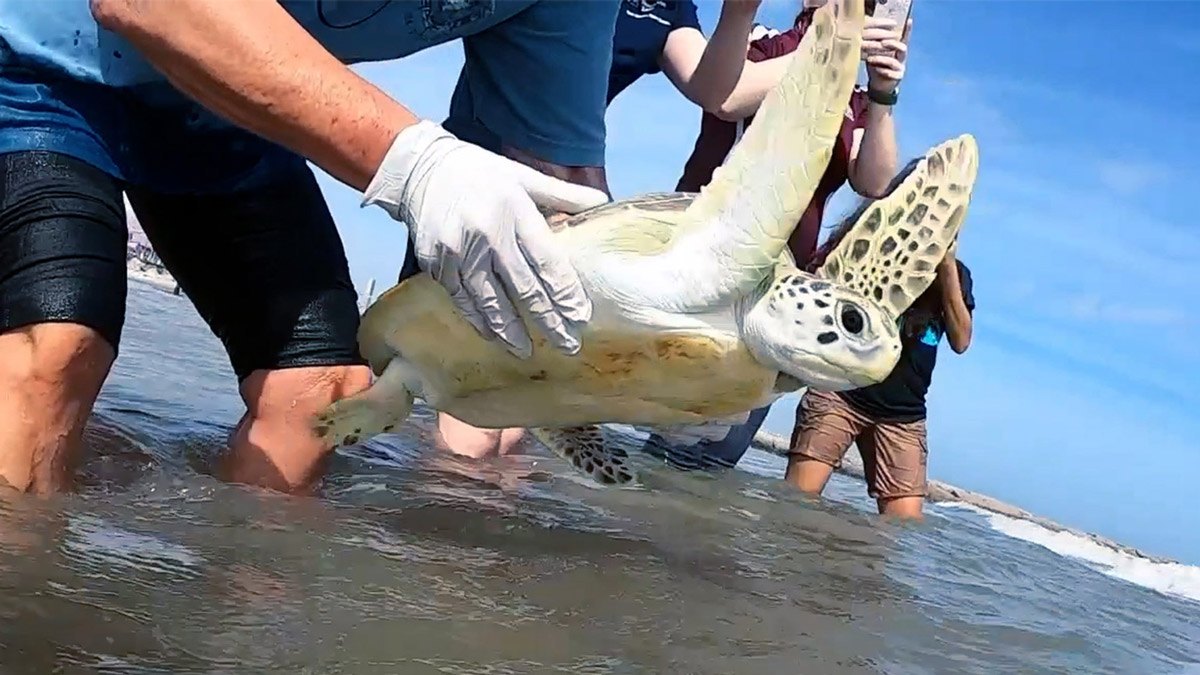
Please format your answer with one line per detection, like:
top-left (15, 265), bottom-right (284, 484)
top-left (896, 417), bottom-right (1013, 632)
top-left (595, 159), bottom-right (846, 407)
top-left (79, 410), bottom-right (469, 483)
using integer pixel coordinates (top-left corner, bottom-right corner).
top-left (363, 120), bottom-right (609, 358)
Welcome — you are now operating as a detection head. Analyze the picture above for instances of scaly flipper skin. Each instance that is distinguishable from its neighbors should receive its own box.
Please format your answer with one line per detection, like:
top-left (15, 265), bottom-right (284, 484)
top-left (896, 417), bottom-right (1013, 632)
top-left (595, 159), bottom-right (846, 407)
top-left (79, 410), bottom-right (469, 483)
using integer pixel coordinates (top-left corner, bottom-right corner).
top-left (570, 0), bottom-right (867, 314)
top-left (312, 360), bottom-right (415, 447)
top-left (529, 426), bottom-right (637, 486)
top-left (678, 0), bottom-right (866, 300)
top-left (816, 134), bottom-right (980, 319)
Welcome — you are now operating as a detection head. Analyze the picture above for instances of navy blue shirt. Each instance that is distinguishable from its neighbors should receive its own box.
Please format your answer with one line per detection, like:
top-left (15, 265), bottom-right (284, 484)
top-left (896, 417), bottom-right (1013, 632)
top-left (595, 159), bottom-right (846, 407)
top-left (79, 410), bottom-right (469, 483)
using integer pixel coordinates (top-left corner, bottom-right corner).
top-left (607, 0), bottom-right (702, 103)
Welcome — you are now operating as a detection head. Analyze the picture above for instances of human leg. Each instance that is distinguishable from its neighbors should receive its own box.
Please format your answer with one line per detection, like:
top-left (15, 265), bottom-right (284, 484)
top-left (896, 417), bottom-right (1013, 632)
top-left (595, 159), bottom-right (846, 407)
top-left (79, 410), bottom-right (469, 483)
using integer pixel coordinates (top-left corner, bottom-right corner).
top-left (858, 417), bottom-right (929, 519)
top-left (435, 414), bottom-right (527, 459)
top-left (127, 166), bottom-right (369, 494)
top-left (0, 151), bottom-right (128, 493)
top-left (784, 389), bottom-right (866, 494)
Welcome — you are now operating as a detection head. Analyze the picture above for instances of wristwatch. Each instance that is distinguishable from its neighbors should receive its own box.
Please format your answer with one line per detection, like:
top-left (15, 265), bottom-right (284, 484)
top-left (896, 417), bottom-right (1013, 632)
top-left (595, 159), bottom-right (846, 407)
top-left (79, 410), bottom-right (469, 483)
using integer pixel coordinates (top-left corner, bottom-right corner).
top-left (867, 87), bottom-right (899, 106)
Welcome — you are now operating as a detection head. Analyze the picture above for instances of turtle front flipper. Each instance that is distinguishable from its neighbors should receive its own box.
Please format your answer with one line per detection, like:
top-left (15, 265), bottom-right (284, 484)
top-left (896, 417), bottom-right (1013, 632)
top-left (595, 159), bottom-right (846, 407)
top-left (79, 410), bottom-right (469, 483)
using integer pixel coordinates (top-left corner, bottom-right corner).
top-left (312, 359), bottom-right (416, 447)
top-left (530, 426), bottom-right (637, 486)
top-left (816, 134), bottom-right (980, 319)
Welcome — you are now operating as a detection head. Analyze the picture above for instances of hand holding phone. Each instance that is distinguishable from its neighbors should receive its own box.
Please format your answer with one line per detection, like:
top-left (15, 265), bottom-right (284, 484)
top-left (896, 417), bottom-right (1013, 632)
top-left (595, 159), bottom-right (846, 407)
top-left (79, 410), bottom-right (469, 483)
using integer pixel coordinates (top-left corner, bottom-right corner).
top-left (863, 0), bottom-right (911, 58)
top-left (871, 0), bottom-right (913, 30)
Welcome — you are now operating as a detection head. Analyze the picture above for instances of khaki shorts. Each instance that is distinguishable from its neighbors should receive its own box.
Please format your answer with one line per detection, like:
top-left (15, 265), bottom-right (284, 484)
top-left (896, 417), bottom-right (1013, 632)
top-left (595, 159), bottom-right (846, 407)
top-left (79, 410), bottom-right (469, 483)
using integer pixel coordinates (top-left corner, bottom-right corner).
top-left (788, 389), bottom-right (929, 500)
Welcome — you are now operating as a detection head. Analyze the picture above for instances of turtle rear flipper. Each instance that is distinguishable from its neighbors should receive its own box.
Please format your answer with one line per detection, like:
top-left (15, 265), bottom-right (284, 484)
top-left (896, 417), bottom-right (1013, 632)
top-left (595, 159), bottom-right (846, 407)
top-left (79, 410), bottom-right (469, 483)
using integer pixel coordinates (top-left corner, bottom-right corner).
top-left (313, 360), bottom-right (415, 447)
top-left (530, 426), bottom-right (637, 486)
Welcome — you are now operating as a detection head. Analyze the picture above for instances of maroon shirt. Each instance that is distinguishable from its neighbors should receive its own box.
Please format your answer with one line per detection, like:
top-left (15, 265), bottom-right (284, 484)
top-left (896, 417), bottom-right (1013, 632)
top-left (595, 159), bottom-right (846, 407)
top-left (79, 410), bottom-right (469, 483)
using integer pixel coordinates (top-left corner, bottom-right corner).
top-left (675, 10), bottom-right (869, 267)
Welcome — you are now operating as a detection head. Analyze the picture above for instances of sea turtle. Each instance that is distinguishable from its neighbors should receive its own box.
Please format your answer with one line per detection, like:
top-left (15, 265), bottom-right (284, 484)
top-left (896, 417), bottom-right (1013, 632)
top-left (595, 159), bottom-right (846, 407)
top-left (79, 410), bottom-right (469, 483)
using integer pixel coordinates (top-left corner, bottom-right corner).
top-left (312, 0), bottom-right (979, 485)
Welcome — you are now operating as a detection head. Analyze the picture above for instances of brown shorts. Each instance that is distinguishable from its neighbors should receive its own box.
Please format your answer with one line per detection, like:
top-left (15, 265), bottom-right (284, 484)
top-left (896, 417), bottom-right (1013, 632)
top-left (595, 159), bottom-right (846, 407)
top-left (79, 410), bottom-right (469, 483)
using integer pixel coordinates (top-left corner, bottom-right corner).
top-left (788, 389), bottom-right (928, 500)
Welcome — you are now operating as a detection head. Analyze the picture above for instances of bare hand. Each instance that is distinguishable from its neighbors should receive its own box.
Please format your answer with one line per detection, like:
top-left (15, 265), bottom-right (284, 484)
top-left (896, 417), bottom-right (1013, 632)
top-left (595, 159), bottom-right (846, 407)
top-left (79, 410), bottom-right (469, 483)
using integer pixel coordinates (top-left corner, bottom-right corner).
top-left (864, 17), bottom-right (911, 94)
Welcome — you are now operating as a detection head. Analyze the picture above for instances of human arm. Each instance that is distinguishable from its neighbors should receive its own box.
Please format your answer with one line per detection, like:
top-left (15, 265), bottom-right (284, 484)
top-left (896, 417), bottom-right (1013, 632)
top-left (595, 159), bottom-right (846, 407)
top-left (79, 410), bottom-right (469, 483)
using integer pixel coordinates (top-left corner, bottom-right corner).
top-left (846, 18), bottom-right (910, 198)
top-left (712, 55), bottom-right (793, 122)
top-left (92, 0), bottom-right (612, 358)
top-left (936, 246), bottom-right (973, 354)
top-left (90, 0), bottom-right (411, 191)
top-left (659, 0), bottom-right (762, 113)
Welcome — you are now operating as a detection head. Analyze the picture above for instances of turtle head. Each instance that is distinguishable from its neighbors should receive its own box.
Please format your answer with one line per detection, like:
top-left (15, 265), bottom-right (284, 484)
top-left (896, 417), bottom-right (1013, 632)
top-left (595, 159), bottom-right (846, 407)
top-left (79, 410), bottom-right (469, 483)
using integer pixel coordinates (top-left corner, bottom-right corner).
top-left (741, 268), bottom-right (901, 390)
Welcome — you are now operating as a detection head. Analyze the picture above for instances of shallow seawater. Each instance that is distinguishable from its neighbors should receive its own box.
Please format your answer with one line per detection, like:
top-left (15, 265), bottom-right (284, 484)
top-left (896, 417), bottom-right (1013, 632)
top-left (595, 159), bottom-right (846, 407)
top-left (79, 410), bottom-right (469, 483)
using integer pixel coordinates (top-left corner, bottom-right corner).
top-left (1, 283), bottom-right (1198, 674)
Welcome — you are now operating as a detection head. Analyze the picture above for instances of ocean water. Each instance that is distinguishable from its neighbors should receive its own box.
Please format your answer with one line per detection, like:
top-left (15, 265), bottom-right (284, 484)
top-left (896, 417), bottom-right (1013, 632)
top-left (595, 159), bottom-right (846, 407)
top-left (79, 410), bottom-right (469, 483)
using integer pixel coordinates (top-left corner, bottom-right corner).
top-left (1, 282), bottom-right (1197, 674)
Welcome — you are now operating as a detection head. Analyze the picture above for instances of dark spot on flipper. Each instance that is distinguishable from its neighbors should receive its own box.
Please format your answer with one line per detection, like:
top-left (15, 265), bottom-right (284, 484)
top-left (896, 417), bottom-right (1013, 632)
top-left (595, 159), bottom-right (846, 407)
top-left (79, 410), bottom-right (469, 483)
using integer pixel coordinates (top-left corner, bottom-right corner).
top-left (906, 204), bottom-right (929, 226)
top-left (850, 239), bottom-right (871, 262)
top-left (864, 209), bottom-right (882, 233)
top-left (817, 332), bottom-right (838, 345)
top-left (315, 425), bottom-right (330, 436)
top-left (382, 424), bottom-right (395, 433)
top-left (343, 434), bottom-right (359, 446)
top-left (530, 370), bottom-right (548, 381)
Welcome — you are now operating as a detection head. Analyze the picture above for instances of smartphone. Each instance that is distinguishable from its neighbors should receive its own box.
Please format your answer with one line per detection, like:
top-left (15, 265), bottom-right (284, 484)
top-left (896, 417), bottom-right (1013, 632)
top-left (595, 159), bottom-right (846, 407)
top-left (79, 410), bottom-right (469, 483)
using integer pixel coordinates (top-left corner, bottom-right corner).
top-left (871, 0), bottom-right (913, 29)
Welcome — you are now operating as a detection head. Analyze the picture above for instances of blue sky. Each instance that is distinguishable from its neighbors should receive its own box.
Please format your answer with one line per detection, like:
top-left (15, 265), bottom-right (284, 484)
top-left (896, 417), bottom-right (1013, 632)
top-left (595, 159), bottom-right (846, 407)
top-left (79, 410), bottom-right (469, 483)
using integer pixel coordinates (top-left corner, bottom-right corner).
top-left (308, 1), bottom-right (1200, 563)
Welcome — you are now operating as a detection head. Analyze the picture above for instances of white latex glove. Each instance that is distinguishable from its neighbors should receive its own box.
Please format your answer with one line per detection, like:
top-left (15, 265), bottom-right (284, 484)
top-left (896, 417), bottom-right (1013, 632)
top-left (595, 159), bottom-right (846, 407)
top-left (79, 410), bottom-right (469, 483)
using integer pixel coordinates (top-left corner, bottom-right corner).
top-left (363, 120), bottom-right (609, 358)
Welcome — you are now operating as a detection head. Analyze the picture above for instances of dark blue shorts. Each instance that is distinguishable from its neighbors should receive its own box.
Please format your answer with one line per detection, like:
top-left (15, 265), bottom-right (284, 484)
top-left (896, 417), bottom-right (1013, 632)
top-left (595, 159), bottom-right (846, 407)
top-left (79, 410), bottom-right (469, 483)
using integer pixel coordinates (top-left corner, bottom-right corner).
top-left (0, 150), bottom-right (365, 381)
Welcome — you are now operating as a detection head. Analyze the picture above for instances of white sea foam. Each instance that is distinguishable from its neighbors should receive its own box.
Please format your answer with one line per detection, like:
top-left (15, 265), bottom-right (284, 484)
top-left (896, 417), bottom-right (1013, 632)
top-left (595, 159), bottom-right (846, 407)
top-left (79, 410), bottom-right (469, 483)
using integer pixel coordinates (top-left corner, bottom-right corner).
top-left (939, 501), bottom-right (1200, 604)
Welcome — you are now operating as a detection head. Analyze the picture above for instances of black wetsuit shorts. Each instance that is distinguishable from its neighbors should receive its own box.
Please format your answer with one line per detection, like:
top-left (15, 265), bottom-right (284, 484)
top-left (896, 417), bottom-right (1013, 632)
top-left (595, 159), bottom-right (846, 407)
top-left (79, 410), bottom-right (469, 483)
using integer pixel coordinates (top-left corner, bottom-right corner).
top-left (0, 150), bottom-right (365, 381)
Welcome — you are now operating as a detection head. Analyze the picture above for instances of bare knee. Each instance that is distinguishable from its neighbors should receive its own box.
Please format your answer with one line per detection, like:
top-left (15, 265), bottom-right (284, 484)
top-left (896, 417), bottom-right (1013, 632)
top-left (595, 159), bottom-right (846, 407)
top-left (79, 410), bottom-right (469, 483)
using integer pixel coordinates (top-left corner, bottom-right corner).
top-left (0, 324), bottom-right (114, 493)
top-left (877, 496), bottom-right (925, 520)
top-left (223, 364), bottom-right (371, 493)
top-left (0, 323), bottom-right (114, 391)
top-left (436, 413), bottom-right (525, 459)
top-left (785, 457), bottom-right (835, 495)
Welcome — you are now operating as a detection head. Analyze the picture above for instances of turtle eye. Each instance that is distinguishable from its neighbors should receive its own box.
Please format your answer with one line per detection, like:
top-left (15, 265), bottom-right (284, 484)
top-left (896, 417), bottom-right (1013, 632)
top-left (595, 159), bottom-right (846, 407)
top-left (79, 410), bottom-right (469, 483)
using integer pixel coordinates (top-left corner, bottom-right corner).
top-left (839, 303), bottom-right (866, 335)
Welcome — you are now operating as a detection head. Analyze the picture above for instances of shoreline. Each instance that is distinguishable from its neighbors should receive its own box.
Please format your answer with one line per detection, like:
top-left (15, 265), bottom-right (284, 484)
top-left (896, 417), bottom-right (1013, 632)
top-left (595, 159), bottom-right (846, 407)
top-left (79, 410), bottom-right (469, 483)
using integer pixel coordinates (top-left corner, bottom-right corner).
top-left (750, 430), bottom-right (1179, 566)
top-left (128, 267), bottom-right (182, 295)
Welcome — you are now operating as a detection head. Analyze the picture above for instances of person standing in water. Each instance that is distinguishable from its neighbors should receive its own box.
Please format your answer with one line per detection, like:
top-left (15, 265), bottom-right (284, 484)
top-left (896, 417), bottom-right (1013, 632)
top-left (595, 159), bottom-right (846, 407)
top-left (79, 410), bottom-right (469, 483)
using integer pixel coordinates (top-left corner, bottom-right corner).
top-left (436, 0), bottom-right (819, 459)
top-left (646, 0), bottom-right (914, 470)
top-left (787, 235), bottom-right (975, 519)
top-left (0, 0), bottom-right (621, 494)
